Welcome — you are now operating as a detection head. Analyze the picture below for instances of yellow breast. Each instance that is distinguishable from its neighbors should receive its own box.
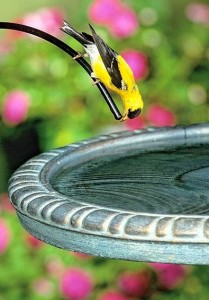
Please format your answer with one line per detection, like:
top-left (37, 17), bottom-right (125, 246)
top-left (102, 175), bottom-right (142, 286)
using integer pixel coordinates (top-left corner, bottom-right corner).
top-left (92, 55), bottom-right (136, 94)
top-left (92, 54), bottom-right (143, 114)
top-left (92, 56), bottom-right (116, 90)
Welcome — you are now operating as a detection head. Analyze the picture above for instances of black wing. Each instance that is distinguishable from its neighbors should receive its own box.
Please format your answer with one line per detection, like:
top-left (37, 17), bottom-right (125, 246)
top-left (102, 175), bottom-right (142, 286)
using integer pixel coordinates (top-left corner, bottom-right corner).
top-left (89, 24), bottom-right (125, 90)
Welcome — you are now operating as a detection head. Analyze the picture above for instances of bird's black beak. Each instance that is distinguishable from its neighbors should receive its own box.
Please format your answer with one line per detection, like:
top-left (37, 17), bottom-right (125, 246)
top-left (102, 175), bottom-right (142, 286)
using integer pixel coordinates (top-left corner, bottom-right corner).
top-left (127, 108), bottom-right (142, 119)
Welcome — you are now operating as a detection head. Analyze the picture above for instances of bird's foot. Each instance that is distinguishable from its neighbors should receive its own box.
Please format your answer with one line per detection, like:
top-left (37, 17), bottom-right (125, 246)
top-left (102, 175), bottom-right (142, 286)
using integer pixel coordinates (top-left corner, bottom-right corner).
top-left (73, 52), bottom-right (88, 60)
top-left (92, 79), bottom-right (100, 85)
top-left (91, 72), bottom-right (97, 78)
top-left (120, 114), bottom-right (128, 122)
top-left (91, 72), bottom-right (100, 84)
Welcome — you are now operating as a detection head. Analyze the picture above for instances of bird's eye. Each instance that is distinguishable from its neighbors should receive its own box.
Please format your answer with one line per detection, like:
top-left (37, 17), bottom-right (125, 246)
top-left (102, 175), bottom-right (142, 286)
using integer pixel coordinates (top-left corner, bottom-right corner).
top-left (128, 108), bottom-right (142, 119)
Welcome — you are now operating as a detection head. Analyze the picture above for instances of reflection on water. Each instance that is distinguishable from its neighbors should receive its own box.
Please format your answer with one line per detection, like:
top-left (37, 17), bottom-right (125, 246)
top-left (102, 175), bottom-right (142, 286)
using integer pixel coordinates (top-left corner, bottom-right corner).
top-left (50, 146), bottom-right (209, 215)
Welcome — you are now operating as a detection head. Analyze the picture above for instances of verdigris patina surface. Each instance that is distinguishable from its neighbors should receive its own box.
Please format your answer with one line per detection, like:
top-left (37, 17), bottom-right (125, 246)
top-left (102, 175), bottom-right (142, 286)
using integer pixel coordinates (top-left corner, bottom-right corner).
top-left (8, 123), bottom-right (209, 264)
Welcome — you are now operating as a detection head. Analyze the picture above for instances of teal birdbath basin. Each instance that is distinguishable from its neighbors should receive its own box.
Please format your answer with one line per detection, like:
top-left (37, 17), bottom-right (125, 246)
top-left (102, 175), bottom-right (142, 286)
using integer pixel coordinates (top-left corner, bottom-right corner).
top-left (8, 123), bottom-right (209, 265)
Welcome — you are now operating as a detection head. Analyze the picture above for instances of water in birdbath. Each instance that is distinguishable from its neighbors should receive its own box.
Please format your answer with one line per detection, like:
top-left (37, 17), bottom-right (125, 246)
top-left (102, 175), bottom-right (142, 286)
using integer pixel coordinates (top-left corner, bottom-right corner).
top-left (50, 145), bottom-right (209, 215)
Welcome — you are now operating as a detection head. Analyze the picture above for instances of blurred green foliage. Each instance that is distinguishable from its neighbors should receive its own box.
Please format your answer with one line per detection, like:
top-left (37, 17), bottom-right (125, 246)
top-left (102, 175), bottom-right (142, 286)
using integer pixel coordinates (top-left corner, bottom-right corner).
top-left (0, 0), bottom-right (208, 149)
top-left (0, 0), bottom-right (209, 299)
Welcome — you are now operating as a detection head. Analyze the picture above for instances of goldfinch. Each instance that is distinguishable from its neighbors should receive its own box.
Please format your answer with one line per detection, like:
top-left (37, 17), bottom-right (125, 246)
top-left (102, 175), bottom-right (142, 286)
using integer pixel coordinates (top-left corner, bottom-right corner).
top-left (61, 20), bottom-right (143, 121)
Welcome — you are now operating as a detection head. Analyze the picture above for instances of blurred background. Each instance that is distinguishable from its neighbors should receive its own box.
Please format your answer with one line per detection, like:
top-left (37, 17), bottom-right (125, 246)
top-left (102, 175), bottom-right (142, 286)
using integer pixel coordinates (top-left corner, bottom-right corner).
top-left (0, 0), bottom-right (209, 299)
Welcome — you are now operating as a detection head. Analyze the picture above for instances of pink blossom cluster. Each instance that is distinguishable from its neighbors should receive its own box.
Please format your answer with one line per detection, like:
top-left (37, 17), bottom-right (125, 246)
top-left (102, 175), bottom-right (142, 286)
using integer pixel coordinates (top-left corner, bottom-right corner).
top-left (22, 7), bottom-right (64, 37)
top-left (8, 7), bottom-right (64, 40)
top-left (45, 257), bottom-right (65, 278)
top-left (0, 218), bottom-right (10, 254)
top-left (121, 49), bottom-right (149, 80)
top-left (186, 3), bottom-right (209, 26)
top-left (2, 90), bottom-right (31, 125)
top-left (47, 252), bottom-right (188, 300)
top-left (32, 278), bottom-right (54, 297)
top-left (88, 0), bottom-right (139, 38)
top-left (60, 268), bottom-right (93, 300)
top-left (150, 263), bottom-right (188, 290)
top-left (118, 270), bottom-right (150, 297)
top-left (126, 104), bottom-right (176, 131)
top-left (99, 264), bottom-right (187, 299)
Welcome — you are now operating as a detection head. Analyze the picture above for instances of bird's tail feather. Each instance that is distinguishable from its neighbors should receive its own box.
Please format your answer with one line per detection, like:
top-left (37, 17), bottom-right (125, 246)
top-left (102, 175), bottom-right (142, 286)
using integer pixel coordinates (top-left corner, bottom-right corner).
top-left (61, 20), bottom-right (92, 45)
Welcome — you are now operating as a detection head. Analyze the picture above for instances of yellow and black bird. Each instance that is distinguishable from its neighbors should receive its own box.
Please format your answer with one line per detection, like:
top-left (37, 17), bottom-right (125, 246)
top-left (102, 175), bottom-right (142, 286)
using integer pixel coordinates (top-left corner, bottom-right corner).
top-left (61, 20), bottom-right (143, 121)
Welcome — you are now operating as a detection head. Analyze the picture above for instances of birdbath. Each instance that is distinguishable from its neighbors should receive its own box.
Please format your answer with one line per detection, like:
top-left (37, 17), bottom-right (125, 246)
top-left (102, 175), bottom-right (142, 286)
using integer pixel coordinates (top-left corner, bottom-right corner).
top-left (2, 22), bottom-right (209, 265)
top-left (8, 123), bottom-right (209, 265)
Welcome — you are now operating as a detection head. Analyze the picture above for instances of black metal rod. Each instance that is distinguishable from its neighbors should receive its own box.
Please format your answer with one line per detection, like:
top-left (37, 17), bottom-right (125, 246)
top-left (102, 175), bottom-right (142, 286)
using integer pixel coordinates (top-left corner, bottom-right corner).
top-left (0, 22), bottom-right (122, 120)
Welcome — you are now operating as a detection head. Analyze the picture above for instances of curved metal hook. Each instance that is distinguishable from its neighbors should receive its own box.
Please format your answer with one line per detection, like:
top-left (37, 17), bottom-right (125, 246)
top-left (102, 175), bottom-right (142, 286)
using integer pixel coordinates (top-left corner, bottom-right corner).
top-left (0, 22), bottom-right (122, 120)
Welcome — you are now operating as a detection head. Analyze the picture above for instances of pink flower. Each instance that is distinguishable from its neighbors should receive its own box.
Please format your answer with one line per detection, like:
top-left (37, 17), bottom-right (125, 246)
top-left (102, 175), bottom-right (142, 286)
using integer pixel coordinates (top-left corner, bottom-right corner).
top-left (0, 219), bottom-right (10, 254)
top-left (109, 7), bottom-right (139, 38)
top-left (32, 278), bottom-right (54, 297)
top-left (118, 270), bottom-right (151, 297)
top-left (99, 290), bottom-right (128, 300)
top-left (22, 7), bottom-right (64, 37)
top-left (88, 0), bottom-right (139, 38)
top-left (186, 3), bottom-right (209, 26)
top-left (45, 257), bottom-right (65, 278)
top-left (125, 116), bottom-right (146, 130)
top-left (2, 90), bottom-right (30, 125)
top-left (150, 263), bottom-right (188, 290)
top-left (88, 0), bottom-right (122, 25)
top-left (60, 268), bottom-right (93, 300)
top-left (25, 233), bottom-right (43, 249)
top-left (121, 50), bottom-right (149, 80)
top-left (146, 104), bottom-right (176, 127)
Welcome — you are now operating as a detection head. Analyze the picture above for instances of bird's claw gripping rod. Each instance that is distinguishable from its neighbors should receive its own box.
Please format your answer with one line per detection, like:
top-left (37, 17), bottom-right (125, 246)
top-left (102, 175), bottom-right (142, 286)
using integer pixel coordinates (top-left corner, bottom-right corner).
top-left (0, 22), bottom-right (122, 120)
